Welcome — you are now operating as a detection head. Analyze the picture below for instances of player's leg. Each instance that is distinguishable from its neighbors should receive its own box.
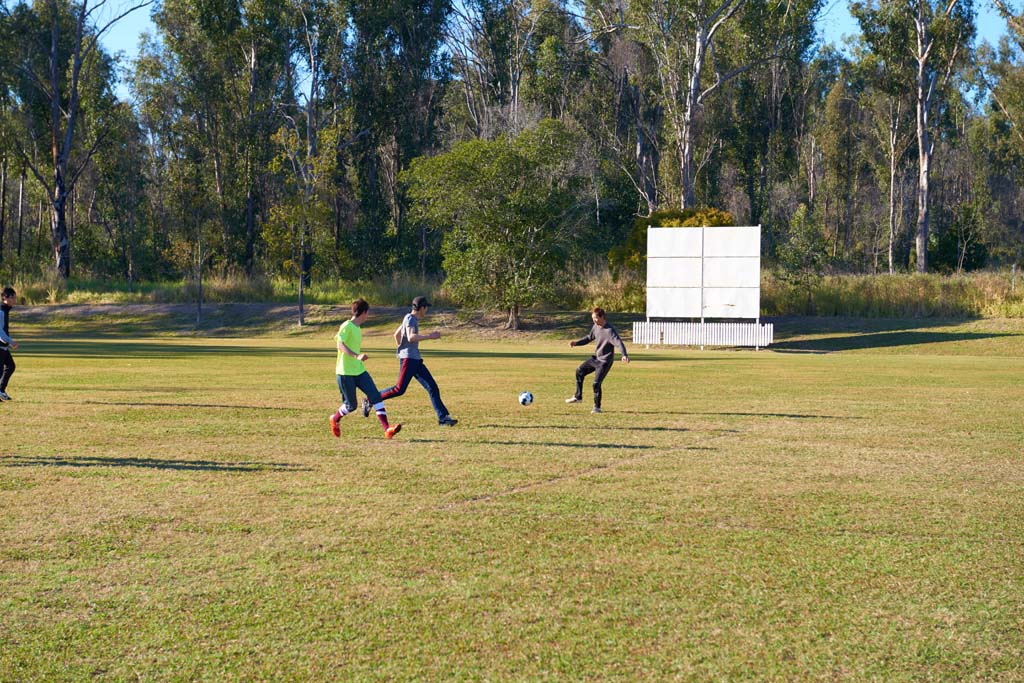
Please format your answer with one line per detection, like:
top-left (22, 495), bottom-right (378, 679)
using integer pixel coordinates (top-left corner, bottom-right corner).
top-left (591, 361), bottom-right (613, 413)
top-left (329, 374), bottom-right (359, 437)
top-left (380, 358), bottom-right (417, 400)
top-left (412, 362), bottom-right (454, 425)
top-left (357, 372), bottom-right (401, 438)
top-left (0, 348), bottom-right (14, 399)
top-left (568, 358), bottom-right (597, 403)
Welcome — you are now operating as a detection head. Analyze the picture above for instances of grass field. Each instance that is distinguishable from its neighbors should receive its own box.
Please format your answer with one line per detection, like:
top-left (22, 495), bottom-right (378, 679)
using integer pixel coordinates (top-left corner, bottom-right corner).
top-left (1, 308), bottom-right (1023, 681)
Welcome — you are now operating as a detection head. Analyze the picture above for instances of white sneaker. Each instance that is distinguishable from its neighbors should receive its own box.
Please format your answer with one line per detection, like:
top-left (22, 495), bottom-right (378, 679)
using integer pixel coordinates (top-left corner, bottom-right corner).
top-left (591, 407), bottom-right (602, 414)
top-left (565, 397), bottom-right (581, 404)
top-left (0, 391), bottom-right (10, 401)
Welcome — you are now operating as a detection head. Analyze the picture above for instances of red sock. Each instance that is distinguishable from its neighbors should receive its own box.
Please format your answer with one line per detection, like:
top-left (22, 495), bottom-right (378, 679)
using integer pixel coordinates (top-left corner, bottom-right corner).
top-left (376, 411), bottom-right (390, 429)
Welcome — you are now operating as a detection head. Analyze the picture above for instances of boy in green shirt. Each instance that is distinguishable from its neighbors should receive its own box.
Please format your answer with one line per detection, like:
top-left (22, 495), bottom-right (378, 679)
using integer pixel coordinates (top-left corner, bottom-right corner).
top-left (329, 298), bottom-right (402, 440)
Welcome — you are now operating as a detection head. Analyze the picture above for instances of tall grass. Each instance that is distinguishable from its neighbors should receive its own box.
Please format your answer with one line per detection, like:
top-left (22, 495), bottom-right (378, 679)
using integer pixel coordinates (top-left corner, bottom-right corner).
top-left (560, 267), bottom-right (1024, 318)
top-left (273, 272), bottom-right (447, 307)
top-left (762, 270), bottom-right (1024, 318)
top-left (8, 268), bottom-right (1023, 318)
top-left (8, 273), bottom-right (446, 308)
top-left (552, 264), bottom-right (646, 313)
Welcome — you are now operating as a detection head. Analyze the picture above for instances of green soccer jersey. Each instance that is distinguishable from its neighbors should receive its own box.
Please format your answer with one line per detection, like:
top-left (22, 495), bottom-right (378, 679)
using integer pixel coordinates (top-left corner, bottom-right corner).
top-left (335, 320), bottom-right (366, 375)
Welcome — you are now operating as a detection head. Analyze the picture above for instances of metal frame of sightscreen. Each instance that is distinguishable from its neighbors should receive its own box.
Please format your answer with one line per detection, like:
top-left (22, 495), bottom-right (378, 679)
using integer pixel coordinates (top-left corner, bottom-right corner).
top-left (633, 225), bottom-right (773, 349)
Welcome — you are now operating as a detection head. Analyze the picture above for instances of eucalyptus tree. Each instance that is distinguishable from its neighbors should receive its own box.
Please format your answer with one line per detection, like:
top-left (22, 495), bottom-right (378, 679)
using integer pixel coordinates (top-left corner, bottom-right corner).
top-left (820, 64), bottom-right (871, 260)
top-left (574, 0), bottom-right (664, 215)
top-left (975, 8), bottom-right (1024, 265)
top-left (987, 1), bottom-right (1024, 154)
top-left (627, 0), bottom-right (821, 210)
top-left (349, 0), bottom-right (451, 275)
top-left (853, 0), bottom-right (974, 272)
top-left (269, 0), bottom-right (351, 322)
top-left (81, 101), bottom-right (148, 284)
top-left (722, 0), bottom-right (820, 237)
top-left (5, 0), bottom-right (149, 278)
top-left (849, 33), bottom-right (916, 272)
top-left (154, 0), bottom-right (290, 275)
top-left (446, 0), bottom-right (548, 138)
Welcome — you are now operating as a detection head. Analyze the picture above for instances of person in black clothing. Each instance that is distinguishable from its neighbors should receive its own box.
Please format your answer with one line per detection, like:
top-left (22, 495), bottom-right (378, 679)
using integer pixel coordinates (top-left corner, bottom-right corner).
top-left (565, 306), bottom-right (629, 413)
top-left (0, 286), bottom-right (18, 401)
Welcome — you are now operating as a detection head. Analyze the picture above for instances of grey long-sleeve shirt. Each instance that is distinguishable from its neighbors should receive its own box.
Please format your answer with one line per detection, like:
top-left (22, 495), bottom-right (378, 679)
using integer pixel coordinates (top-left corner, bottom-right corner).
top-left (574, 323), bottom-right (627, 364)
top-left (0, 305), bottom-right (12, 347)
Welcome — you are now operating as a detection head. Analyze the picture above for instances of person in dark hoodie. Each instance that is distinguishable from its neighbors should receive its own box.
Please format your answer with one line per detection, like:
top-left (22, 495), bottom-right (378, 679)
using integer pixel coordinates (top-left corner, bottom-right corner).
top-left (565, 307), bottom-right (629, 414)
top-left (0, 286), bottom-right (18, 402)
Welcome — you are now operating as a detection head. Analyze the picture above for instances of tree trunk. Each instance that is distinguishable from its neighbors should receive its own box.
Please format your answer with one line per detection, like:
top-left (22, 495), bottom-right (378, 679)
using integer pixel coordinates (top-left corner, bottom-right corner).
top-left (626, 80), bottom-right (661, 213)
top-left (51, 185), bottom-right (71, 279)
top-left (244, 42), bottom-right (258, 277)
top-left (16, 171), bottom-right (25, 257)
top-left (679, 29), bottom-right (705, 209)
top-left (888, 111), bottom-right (899, 274)
top-left (297, 225), bottom-right (306, 326)
top-left (0, 154), bottom-right (6, 264)
top-left (915, 73), bottom-right (931, 274)
top-left (506, 304), bottom-right (520, 330)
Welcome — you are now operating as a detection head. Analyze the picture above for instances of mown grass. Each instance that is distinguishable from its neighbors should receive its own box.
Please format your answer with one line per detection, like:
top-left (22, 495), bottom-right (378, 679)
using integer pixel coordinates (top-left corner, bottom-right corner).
top-left (1, 311), bottom-right (1023, 681)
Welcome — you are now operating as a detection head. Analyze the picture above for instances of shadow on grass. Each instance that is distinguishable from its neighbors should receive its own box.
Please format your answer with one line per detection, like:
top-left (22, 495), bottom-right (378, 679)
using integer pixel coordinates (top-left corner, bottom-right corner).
top-left (619, 410), bottom-right (860, 420)
top-left (78, 400), bottom-right (301, 411)
top-left (772, 329), bottom-right (1016, 353)
top-left (20, 339), bottom-right (734, 362)
top-left (407, 438), bottom-right (656, 450)
top-left (427, 349), bottom-right (734, 362)
top-left (20, 339), bottom-right (327, 359)
top-left (1, 454), bottom-right (310, 472)
top-left (473, 421), bottom-right (712, 432)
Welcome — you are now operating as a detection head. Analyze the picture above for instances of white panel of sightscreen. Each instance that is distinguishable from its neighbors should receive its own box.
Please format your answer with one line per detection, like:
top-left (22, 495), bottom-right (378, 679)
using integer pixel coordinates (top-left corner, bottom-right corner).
top-left (647, 287), bottom-right (702, 318)
top-left (647, 257), bottom-right (702, 288)
top-left (646, 226), bottom-right (761, 319)
top-left (701, 287), bottom-right (761, 318)
top-left (702, 226), bottom-right (761, 257)
top-left (702, 257), bottom-right (761, 288)
top-left (647, 227), bottom-right (703, 256)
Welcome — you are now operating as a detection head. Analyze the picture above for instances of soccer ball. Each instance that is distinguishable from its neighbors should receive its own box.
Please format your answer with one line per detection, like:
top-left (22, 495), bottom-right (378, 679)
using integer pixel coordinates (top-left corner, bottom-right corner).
top-left (518, 391), bottom-right (534, 406)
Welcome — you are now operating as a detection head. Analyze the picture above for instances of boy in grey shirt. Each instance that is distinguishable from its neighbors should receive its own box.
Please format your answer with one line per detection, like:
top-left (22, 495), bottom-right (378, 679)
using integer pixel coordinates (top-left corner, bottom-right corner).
top-left (368, 296), bottom-right (458, 426)
top-left (0, 286), bottom-right (18, 401)
top-left (565, 306), bottom-right (629, 413)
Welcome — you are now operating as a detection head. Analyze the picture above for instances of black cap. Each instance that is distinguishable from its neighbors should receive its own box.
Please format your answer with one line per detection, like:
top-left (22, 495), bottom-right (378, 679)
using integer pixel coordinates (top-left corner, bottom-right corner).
top-left (412, 296), bottom-right (431, 309)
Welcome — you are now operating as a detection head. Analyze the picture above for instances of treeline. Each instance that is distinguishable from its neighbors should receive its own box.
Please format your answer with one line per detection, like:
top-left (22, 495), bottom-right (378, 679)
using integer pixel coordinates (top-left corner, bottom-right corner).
top-left (0, 0), bottom-right (1022, 310)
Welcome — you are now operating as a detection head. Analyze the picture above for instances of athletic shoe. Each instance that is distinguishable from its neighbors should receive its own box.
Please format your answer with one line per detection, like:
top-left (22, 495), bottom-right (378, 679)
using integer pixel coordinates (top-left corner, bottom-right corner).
top-left (439, 416), bottom-right (458, 427)
top-left (565, 397), bottom-right (581, 404)
top-left (385, 423), bottom-right (402, 439)
top-left (0, 391), bottom-right (11, 401)
top-left (329, 414), bottom-right (341, 437)
top-left (361, 397), bottom-right (371, 418)
top-left (591, 407), bottom-right (602, 414)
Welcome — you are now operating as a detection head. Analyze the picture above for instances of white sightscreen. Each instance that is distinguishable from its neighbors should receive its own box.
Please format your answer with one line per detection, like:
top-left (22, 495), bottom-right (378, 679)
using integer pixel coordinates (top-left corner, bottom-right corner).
top-left (646, 226), bottom-right (761, 319)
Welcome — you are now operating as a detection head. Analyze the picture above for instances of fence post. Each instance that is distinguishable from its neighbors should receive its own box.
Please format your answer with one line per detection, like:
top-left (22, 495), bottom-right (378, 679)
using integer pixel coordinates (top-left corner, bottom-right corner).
top-left (1013, 264), bottom-right (1017, 294)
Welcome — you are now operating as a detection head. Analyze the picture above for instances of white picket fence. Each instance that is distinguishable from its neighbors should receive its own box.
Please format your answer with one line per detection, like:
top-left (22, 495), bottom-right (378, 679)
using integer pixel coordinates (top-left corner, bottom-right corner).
top-left (633, 321), bottom-right (773, 349)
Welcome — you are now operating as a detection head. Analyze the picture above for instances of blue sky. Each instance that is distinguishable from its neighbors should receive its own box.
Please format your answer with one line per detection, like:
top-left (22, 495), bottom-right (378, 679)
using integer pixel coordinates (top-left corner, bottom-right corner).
top-left (100, 0), bottom-right (1010, 100)
top-left (818, 0), bottom-right (1007, 51)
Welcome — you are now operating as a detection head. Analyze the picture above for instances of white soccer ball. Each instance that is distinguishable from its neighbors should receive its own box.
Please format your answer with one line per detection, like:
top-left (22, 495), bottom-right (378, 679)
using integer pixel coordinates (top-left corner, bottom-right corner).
top-left (518, 391), bottom-right (534, 406)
